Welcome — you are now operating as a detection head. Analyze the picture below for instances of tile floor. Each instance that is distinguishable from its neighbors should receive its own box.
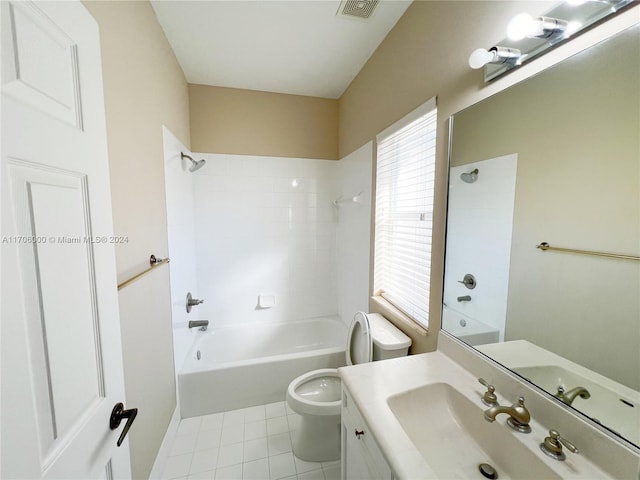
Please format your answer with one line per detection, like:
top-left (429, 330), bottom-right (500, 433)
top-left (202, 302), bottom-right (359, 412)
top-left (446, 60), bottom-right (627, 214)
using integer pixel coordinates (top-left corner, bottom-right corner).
top-left (161, 401), bottom-right (340, 480)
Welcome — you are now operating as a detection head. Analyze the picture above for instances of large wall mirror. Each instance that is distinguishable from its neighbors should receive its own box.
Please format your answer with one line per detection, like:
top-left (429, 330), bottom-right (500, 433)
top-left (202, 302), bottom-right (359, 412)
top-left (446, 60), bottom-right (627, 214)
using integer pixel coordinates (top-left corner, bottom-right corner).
top-left (444, 23), bottom-right (639, 449)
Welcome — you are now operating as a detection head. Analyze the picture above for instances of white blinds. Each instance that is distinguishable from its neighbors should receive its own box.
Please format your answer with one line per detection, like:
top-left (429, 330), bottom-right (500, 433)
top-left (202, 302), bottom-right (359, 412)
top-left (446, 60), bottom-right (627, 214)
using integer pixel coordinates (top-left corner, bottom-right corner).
top-left (374, 99), bottom-right (437, 329)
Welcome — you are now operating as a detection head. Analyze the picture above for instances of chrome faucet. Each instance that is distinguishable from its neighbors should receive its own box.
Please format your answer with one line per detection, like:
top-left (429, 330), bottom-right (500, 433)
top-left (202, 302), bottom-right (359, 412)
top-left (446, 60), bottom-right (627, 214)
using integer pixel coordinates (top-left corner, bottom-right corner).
top-left (457, 295), bottom-right (472, 302)
top-left (188, 320), bottom-right (209, 331)
top-left (484, 396), bottom-right (532, 433)
top-left (555, 386), bottom-right (591, 405)
top-left (186, 292), bottom-right (205, 313)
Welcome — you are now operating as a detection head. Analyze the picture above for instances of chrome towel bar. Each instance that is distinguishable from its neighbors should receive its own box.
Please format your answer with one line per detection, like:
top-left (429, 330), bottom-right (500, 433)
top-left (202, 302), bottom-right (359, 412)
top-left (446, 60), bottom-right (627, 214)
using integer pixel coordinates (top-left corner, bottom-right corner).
top-left (536, 242), bottom-right (639, 261)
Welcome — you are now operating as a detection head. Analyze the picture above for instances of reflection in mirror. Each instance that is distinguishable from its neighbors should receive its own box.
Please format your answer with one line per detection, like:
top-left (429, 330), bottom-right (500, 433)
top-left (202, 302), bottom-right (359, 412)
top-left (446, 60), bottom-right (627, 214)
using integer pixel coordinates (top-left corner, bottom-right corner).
top-left (444, 24), bottom-right (639, 448)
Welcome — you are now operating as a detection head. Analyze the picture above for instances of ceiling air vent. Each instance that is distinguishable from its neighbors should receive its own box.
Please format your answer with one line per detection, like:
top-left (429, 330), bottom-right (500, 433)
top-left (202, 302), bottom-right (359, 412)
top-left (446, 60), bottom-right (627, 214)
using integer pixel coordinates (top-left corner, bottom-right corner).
top-left (337, 0), bottom-right (379, 20)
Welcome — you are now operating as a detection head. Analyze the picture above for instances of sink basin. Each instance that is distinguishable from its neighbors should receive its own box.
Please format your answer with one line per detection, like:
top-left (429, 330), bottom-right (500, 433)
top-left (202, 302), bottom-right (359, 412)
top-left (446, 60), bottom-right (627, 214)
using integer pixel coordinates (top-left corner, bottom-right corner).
top-left (514, 365), bottom-right (640, 444)
top-left (387, 383), bottom-right (560, 480)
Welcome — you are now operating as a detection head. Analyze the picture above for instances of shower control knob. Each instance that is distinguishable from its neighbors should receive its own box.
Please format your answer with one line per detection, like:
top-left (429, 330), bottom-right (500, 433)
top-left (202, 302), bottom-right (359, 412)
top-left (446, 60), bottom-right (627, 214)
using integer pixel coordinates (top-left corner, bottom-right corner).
top-left (457, 274), bottom-right (477, 289)
top-left (186, 292), bottom-right (204, 313)
top-left (354, 429), bottom-right (365, 439)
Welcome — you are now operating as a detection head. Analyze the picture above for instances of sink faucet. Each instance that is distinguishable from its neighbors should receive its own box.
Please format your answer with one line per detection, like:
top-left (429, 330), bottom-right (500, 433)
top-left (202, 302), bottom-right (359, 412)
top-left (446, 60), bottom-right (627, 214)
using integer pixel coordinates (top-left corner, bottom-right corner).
top-left (484, 396), bottom-right (531, 433)
top-left (188, 320), bottom-right (209, 331)
top-left (555, 386), bottom-right (591, 405)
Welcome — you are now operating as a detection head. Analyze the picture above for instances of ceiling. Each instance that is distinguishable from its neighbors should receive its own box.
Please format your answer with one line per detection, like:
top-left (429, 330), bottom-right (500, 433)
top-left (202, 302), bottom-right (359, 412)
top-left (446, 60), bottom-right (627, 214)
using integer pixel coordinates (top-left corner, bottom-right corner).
top-left (150, 1), bottom-right (412, 99)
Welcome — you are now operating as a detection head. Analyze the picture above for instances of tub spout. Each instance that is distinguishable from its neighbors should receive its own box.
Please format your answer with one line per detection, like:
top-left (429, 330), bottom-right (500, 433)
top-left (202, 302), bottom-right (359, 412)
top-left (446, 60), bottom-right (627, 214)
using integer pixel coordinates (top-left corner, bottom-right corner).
top-left (189, 320), bottom-right (209, 331)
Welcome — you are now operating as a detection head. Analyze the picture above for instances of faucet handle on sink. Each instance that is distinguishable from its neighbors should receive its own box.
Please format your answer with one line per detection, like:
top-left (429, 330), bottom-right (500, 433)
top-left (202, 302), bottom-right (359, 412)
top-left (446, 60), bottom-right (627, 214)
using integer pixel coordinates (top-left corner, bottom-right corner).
top-left (540, 429), bottom-right (579, 461)
top-left (478, 378), bottom-right (499, 407)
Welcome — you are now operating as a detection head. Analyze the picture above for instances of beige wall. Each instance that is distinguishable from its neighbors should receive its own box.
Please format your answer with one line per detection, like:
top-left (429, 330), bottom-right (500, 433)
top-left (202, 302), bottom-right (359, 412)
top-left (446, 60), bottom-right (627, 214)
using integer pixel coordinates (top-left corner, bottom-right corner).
top-left (339, 1), bottom-right (638, 353)
top-left (451, 26), bottom-right (640, 389)
top-left (83, 2), bottom-right (190, 478)
top-left (341, 0), bottom-right (555, 352)
top-left (189, 84), bottom-right (339, 159)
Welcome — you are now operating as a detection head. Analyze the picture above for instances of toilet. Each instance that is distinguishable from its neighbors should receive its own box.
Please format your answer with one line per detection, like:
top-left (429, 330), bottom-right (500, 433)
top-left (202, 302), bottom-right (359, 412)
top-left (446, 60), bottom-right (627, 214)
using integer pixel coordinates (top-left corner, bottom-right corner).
top-left (286, 311), bottom-right (411, 462)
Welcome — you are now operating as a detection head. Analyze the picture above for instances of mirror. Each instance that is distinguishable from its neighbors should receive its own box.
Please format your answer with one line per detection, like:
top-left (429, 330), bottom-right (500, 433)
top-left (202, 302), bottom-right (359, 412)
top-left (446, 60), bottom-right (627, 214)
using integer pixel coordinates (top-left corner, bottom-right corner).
top-left (444, 23), bottom-right (639, 449)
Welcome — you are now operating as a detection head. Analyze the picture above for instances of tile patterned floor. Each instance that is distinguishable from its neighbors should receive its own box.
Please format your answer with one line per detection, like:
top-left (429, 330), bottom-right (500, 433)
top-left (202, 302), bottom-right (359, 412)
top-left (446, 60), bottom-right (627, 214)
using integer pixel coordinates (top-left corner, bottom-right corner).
top-left (161, 401), bottom-right (340, 480)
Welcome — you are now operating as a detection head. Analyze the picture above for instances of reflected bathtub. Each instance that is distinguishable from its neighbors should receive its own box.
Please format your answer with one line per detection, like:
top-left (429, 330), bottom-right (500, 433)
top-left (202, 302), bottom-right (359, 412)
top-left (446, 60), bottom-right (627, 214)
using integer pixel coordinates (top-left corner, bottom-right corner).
top-left (178, 316), bottom-right (347, 418)
top-left (441, 307), bottom-right (500, 346)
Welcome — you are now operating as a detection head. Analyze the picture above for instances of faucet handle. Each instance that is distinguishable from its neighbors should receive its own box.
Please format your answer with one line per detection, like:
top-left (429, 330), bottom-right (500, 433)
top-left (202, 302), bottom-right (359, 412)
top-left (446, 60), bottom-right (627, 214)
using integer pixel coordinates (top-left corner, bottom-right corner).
top-left (540, 429), bottom-right (579, 461)
top-left (478, 378), bottom-right (498, 406)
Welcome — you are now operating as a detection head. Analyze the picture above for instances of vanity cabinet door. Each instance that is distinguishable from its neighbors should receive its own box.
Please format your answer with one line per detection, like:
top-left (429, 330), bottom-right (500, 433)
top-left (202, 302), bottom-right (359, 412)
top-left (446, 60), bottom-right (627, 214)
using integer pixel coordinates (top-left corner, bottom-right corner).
top-left (341, 389), bottom-right (392, 480)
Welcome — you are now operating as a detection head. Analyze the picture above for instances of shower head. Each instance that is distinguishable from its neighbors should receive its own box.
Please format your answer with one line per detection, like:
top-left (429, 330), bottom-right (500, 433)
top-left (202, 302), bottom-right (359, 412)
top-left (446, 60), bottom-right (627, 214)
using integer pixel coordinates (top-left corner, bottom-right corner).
top-left (460, 168), bottom-right (479, 183)
top-left (189, 159), bottom-right (206, 172)
top-left (181, 152), bottom-right (206, 173)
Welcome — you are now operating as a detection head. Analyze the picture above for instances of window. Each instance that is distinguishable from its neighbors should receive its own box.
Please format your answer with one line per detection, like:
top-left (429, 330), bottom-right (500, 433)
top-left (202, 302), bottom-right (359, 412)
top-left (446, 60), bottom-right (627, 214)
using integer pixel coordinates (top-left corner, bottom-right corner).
top-left (373, 98), bottom-right (437, 329)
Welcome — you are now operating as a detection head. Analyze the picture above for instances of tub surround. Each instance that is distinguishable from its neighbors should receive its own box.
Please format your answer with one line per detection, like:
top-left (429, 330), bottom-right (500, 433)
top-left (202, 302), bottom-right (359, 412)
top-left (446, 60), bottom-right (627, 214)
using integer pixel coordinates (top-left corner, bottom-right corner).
top-left (190, 151), bottom-right (372, 330)
top-left (338, 332), bottom-right (640, 479)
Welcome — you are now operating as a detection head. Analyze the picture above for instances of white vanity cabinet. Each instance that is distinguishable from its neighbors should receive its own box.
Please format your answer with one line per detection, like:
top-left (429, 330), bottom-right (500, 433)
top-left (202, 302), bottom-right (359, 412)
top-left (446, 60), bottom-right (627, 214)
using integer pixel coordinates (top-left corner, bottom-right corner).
top-left (341, 387), bottom-right (393, 480)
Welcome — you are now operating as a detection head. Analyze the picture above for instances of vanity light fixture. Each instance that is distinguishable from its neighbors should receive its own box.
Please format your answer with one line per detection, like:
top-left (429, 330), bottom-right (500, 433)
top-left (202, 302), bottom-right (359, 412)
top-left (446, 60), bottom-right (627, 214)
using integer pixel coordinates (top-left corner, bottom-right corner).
top-left (468, 46), bottom-right (522, 69)
top-left (507, 13), bottom-right (570, 41)
top-left (474, 0), bottom-right (634, 80)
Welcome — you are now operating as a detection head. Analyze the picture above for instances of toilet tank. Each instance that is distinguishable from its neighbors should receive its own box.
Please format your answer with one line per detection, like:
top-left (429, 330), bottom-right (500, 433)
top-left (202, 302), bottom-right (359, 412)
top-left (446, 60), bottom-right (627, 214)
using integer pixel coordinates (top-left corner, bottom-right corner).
top-left (368, 313), bottom-right (412, 360)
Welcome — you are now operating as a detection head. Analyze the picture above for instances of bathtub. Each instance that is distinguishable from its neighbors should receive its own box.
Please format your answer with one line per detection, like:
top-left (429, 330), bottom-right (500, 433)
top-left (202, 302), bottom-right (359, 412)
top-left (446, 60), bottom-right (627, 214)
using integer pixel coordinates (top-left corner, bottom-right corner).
top-left (178, 315), bottom-right (347, 418)
top-left (441, 306), bottom-right (500, 346)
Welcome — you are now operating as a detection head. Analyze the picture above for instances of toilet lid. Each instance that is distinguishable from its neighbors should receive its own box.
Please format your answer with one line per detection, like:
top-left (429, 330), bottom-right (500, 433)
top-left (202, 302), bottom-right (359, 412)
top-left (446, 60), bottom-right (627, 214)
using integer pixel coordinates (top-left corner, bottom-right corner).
top-left (346, 311), bottom-right (372, 366)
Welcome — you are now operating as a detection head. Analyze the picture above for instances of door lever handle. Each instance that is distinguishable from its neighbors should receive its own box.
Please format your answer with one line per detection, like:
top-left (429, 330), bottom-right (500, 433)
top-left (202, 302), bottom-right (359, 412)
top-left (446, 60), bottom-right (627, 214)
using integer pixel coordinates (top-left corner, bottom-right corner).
top-left (110, 402), bottom-right (138, 447)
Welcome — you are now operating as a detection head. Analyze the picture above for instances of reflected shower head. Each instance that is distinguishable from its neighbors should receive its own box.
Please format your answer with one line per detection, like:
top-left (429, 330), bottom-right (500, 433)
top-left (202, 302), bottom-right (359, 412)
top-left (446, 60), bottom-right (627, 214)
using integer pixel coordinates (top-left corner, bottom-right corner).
top-left (460, 168), bottom-right (479, 183)
top-left (181, 152), bottom-right (206, 173)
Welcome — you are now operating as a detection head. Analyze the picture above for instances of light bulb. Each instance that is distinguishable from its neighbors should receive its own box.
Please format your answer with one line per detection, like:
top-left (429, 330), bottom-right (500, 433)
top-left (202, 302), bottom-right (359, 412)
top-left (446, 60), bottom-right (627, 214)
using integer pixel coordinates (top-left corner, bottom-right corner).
top-left (468, 48), bottom-right (495, 69)
top-left (507, 13), bottom-right (536, 41)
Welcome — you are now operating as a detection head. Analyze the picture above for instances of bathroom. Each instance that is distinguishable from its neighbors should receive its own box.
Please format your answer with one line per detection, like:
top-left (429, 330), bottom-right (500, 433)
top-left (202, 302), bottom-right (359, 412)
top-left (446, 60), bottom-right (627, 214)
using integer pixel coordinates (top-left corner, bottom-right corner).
top-left (1, 1), bottom-right (638, 480)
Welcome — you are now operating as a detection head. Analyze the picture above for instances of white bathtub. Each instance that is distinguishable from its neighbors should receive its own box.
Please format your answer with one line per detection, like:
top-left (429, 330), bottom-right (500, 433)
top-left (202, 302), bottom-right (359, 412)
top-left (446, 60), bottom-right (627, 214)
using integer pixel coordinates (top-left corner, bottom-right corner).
top-left (178, 316), bottom-right (347, 418)
top-left (441, 306), bottom-right (500, 346)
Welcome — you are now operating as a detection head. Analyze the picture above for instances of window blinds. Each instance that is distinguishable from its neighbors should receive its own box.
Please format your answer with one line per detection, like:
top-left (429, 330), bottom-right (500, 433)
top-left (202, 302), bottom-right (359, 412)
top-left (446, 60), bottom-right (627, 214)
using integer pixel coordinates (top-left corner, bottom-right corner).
top-left (374, 99), bottom-right (437, 329)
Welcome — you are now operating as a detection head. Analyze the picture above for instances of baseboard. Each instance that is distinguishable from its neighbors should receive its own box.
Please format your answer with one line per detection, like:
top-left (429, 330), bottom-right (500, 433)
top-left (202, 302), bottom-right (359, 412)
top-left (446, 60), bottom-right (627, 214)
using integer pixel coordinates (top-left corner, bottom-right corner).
top-left (148, 406), bottom-right (180, 479)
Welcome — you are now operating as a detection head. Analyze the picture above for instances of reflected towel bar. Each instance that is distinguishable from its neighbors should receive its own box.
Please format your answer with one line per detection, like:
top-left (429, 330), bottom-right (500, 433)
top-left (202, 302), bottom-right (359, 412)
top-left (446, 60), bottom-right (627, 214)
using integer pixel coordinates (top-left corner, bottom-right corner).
top-left (117, 254), bottom-right (170, 290)
top-left (536, 242), bottom-right (640, 261)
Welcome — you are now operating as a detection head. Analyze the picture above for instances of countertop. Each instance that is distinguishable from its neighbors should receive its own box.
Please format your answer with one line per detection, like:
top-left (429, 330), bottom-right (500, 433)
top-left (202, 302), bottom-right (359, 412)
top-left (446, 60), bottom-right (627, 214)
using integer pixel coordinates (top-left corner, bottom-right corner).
top-left (338, 350), bottom-right (613, 480)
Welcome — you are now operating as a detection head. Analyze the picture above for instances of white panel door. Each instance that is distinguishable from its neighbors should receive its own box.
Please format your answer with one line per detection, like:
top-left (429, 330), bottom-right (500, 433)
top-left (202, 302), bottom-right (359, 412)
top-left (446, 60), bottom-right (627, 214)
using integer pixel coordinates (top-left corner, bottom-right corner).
top-left (1, 1), bottom-right (132, 479)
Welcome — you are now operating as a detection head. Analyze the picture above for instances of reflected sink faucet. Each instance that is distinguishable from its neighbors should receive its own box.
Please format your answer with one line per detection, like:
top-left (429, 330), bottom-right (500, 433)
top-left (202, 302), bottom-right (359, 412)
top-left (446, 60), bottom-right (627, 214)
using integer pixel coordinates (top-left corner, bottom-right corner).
top-left (484, 396), bottom-right (532, 433)
top-left (555, 386), bottom-right (591, 405)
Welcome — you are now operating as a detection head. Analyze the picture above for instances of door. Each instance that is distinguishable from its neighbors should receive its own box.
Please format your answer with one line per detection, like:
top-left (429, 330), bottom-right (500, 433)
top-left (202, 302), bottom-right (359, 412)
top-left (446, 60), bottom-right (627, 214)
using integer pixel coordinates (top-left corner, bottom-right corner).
top-left (1, 1), bottom-right (132, 479)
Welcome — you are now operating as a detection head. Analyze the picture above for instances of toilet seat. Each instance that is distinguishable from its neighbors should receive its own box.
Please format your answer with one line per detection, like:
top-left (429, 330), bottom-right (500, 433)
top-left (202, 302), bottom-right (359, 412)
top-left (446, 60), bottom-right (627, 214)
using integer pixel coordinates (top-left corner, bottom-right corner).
top-left (286, 368), bottom-right (341, 416)
top-left (346, 311), bottom-right (372, 366)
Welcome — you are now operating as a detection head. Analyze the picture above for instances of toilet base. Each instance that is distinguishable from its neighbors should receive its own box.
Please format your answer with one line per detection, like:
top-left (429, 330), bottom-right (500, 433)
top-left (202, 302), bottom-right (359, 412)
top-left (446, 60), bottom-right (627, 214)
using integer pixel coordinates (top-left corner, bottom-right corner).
top-left (291, 413), bottom-right (341, 462)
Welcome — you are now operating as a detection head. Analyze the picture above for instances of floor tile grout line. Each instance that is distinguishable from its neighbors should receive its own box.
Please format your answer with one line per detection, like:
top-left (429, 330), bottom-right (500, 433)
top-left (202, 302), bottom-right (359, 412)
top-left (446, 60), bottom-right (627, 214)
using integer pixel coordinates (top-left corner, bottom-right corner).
top-left (168, 402), bottom-right (336, 480)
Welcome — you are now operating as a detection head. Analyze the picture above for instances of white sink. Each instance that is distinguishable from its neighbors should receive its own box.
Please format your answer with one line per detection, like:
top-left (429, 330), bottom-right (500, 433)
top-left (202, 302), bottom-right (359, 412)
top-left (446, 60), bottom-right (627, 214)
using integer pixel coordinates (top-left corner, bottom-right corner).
top-left (387, 383), bottom-right (561, 480)
top-left (514, 365), bottom-right (640, 444)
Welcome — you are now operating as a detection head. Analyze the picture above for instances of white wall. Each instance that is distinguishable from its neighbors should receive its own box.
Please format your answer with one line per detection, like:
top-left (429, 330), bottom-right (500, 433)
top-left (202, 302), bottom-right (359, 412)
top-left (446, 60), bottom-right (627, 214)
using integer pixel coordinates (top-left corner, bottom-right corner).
top-left (192, 153), bottom-right (340, 326)
top-left (163, 127), bottom-right (199, 373)
top-left (335, 142), bottom-right (373, 324)
top-left (443, 154), bottom-right (517, 341)
top-left (160, 150), bottom-right (374, 330)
